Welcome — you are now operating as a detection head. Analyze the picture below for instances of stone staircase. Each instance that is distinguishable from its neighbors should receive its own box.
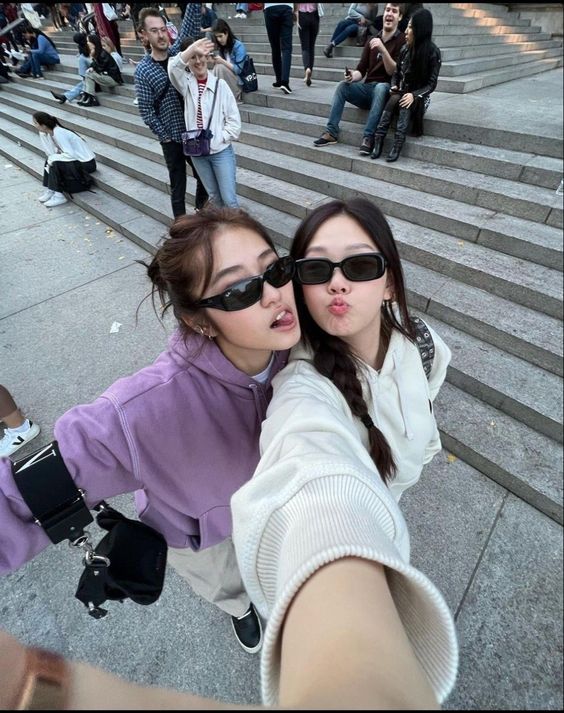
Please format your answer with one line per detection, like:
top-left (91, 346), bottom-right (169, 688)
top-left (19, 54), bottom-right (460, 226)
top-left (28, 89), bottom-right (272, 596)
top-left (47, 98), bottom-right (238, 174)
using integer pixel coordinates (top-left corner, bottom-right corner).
top-left (219, 2), bottom-right (564, 92)
top-left (0, 3), bottom-right (562, 524)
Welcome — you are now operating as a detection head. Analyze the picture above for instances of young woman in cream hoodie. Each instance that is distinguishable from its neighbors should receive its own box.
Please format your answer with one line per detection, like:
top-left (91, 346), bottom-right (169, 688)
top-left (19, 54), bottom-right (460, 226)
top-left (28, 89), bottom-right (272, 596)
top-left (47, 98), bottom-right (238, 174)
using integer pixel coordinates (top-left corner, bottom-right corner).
top-left (231, 197), bottom-right (457, 706)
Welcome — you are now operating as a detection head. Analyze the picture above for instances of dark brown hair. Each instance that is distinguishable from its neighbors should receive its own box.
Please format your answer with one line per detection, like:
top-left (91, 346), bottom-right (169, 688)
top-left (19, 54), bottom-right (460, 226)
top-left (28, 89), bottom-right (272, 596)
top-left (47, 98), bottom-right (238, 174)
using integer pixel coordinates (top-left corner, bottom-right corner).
top-left (138, 7), bottom-right (165, 34)
top-left (290, 198), bottom-right (415, 484)
top-left (145, 207), bottom-right (277, 336)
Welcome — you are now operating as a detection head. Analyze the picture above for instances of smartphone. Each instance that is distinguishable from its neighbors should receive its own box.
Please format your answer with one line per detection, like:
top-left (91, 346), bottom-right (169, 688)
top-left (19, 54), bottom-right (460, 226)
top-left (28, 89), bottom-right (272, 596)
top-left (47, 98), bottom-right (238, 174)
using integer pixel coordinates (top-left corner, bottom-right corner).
top-left (345, 66), bottom-right (351, 78)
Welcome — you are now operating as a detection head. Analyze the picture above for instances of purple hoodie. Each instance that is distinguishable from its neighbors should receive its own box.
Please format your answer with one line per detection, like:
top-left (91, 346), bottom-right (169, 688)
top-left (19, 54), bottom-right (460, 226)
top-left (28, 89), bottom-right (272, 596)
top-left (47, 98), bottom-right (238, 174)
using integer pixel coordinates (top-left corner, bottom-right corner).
top-left (0, 330), bottom-right (289, 574)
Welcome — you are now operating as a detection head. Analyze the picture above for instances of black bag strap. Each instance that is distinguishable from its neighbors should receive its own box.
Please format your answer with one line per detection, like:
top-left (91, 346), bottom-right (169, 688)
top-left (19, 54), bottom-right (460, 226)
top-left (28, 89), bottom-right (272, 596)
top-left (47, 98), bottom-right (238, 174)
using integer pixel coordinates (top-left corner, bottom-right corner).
top-left (410, 316), bottom-right (435, 380)
top-left (11, 441), bottom-right (93, 544)
top-left (204, 76), bottom-right (219, 131)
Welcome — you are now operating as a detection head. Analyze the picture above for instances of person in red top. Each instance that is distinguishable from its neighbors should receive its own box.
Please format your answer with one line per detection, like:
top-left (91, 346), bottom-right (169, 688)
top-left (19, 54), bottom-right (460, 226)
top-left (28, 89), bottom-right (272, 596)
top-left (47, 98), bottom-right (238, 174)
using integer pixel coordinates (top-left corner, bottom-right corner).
top-left (313, 3), bottom-right (404, 156)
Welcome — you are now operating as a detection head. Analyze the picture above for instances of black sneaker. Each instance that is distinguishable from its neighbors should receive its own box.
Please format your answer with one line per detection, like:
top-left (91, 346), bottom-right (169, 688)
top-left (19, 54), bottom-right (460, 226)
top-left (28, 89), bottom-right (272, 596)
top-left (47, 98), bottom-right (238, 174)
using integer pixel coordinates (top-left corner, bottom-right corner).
top-left (280, 84), bottom-right (292, 94)
top-left (359, 135), bottom-right (374, 156)
top-left (231, 604), bottom-right (263, 654)
top-left (313, 132), bottom-right (338, 147)
top-left (272, 81), bottom-right (282, 88)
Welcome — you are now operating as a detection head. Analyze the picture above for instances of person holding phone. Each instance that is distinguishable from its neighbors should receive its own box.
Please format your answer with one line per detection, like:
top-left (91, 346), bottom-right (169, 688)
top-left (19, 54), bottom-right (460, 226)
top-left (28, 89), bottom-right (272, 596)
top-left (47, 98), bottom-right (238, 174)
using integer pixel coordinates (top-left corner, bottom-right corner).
top-left (313, 3), bottom-right (404, 156)
top-left (371, 8), bottom-right (441, 162)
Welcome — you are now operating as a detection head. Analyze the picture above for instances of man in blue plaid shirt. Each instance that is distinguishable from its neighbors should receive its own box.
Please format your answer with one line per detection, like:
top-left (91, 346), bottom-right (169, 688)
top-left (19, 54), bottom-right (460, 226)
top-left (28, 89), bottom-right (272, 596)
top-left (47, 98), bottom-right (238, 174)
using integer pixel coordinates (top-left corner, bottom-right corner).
top-left (135, 5), bottom-right (208, 216)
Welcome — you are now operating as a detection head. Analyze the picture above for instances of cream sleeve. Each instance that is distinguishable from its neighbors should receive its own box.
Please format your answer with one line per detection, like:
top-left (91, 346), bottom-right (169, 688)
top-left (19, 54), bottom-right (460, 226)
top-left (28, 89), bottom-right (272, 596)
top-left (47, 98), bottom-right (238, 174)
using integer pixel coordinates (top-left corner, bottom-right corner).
top-left (231, 363), bottom-right (458, 706)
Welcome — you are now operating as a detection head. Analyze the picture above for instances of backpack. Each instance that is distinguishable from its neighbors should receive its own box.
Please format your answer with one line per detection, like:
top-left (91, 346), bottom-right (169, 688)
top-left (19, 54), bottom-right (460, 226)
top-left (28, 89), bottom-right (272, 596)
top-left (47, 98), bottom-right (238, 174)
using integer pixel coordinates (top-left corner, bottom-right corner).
top-left (238, 54), bottom-right (258, 93)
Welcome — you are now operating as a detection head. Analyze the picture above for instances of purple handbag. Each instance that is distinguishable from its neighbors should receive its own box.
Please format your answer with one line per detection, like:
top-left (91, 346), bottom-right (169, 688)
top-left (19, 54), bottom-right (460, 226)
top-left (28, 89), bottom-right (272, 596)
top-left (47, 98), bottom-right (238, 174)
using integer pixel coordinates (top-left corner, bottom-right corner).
top-left (182, 77), bottom-right (219, 157)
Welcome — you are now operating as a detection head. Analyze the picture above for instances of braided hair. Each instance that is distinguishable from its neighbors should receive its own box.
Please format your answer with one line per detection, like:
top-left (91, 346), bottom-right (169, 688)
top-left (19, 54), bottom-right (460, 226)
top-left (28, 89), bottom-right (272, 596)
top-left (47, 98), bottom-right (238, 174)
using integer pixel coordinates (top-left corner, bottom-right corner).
top-left (290, 199), bottom-right (415, 484)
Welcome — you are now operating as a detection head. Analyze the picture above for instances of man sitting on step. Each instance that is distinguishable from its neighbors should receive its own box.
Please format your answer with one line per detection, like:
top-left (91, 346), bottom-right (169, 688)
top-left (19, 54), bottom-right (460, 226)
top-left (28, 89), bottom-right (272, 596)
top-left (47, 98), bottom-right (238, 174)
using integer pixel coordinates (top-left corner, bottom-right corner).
top-left (314, 3), bottom-right (404, 156)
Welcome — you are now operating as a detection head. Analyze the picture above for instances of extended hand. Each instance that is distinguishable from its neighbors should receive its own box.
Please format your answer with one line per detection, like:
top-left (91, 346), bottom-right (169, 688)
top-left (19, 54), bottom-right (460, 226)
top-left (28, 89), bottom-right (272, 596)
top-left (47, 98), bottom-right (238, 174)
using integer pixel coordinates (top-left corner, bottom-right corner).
top-left (188, 37), bottom-right (215, 57)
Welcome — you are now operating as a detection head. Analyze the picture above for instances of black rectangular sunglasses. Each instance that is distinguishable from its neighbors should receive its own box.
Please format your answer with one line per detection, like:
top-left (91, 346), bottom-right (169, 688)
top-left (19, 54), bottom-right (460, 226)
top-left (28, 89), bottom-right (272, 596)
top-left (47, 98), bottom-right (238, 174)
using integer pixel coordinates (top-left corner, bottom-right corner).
top-left (295, 253), bottom-right (387, 285)
top-left (195, 256), bottom-right (295, 312)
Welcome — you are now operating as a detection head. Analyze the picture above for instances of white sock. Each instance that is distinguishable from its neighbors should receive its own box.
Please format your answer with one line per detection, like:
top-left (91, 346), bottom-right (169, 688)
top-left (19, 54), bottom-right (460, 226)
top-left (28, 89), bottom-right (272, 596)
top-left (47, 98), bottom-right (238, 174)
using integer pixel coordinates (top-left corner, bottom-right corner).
top-left (7, 419), bottom-right (31, 434)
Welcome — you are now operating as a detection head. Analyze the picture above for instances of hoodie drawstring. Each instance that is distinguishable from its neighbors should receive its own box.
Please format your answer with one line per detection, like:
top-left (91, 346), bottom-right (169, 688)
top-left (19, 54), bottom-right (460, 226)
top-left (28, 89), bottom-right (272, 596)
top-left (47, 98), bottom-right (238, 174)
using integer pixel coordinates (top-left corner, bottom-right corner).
top-left (393, 351), bottom-right (414, 441)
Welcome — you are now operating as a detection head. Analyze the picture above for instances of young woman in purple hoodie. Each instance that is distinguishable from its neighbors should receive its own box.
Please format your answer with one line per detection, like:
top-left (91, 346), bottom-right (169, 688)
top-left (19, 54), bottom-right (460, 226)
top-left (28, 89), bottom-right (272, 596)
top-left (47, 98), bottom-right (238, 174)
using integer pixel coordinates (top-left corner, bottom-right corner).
top-left (0, 207), bottom-right (300, 654)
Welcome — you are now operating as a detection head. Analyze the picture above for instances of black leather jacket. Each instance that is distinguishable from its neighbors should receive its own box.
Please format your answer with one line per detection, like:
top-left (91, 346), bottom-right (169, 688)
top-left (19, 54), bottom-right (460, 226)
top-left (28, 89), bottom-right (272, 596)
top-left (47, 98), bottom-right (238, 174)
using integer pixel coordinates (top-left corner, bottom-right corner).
top-left (391, 42), bottom-right (441, 98)
top-left (91, 49), bottom-right (123, 84)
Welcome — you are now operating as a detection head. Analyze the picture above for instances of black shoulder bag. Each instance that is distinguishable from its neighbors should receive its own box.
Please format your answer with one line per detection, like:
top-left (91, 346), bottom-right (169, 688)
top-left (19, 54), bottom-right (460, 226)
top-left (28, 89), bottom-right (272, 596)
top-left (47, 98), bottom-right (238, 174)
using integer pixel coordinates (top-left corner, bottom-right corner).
top-left (12, 441), bottom-right (167, 619)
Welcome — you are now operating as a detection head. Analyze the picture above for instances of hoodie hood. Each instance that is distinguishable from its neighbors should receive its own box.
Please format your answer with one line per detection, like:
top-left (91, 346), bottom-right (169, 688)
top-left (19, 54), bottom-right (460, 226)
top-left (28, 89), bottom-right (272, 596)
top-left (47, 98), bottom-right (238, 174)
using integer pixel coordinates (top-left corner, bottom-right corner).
top-left (167, 328), bottom-right (289, 393)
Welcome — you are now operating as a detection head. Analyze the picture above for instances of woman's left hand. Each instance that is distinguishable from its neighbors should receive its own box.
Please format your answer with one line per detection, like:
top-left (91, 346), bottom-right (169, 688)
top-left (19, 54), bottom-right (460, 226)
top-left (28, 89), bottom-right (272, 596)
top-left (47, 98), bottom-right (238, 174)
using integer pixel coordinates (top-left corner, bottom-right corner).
top-left (399, 92), bottom-right (415, 108)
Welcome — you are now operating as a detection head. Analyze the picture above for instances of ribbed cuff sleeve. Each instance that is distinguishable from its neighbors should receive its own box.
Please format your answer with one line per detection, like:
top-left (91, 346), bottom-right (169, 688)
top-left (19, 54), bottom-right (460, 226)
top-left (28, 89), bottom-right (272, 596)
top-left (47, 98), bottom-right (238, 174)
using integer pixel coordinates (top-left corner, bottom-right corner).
top-left (232, 460), bottom-right (458, 706)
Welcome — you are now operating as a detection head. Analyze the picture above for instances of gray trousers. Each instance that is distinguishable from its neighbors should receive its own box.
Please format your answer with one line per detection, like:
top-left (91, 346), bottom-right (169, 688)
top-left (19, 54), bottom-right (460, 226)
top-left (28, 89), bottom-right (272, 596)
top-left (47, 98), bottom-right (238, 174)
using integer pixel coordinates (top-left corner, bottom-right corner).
top-left (168, 537), bottom-right (250, 618)
top-left (83, 70), bottom-right (118, 95)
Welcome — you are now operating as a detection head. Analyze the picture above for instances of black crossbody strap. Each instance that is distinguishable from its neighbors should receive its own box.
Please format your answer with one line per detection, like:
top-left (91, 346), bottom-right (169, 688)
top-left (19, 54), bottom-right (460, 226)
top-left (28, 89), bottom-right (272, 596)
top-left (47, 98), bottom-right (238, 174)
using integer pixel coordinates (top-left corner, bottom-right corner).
top-left (410, 316), bottom-right (435, 380)
top-left (205, 76), bottom-right (219, 131)
top-left (12, 441), bottom-right (93, 544)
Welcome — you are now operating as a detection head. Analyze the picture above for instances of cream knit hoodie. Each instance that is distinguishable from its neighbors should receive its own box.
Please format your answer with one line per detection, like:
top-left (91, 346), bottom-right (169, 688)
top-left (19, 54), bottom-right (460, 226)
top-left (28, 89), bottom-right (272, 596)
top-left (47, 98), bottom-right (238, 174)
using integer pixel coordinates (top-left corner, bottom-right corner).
top-left (232, 323), bottom-right (458, 705)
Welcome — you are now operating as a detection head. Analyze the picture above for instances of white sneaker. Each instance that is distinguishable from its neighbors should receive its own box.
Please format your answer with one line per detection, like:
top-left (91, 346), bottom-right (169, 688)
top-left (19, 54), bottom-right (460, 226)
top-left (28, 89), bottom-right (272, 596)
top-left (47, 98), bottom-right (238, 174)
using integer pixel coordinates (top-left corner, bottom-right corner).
top-left (133, 97), bottom-right (138, 105)
top-left (44, 193), bottom-right (68, 207)
top-left (38, 189), bottom-right (54, 203)
top-left (0, 421), bottom-right (41, 458)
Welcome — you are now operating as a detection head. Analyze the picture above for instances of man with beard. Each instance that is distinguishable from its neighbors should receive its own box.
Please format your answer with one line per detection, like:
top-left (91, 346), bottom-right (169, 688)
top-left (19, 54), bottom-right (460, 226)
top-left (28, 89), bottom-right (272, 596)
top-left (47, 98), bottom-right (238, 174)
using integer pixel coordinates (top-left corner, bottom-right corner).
top-left (313, 3), bottom-right (405, 157)
top-left (135, 5), bottom-right (208, 216)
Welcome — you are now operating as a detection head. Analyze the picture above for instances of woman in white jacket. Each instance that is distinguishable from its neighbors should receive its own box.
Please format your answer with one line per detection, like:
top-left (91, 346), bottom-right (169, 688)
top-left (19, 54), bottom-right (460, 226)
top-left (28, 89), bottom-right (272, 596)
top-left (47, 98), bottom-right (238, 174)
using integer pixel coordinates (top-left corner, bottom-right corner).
top-left (168, 38), bottom-right (241, 209)
top-left (32, 111), bottom-right (96, 207)
top-left (231, 198), bottom-right (457, 707)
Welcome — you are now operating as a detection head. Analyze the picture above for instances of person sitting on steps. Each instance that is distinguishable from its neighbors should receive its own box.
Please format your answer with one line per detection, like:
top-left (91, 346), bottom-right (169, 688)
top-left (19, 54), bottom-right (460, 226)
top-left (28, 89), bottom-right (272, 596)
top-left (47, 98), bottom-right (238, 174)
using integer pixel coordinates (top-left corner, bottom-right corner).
top-left (323, 3), bottom-right (379, 58)
top-left (77, 33), bottom-right (123, 107)
top-left (371, 7), bottom-right (440, 162)
top-left (50, 32), bottom-right (91, 105)
top-left (314, 3), bottom-right (404, 156)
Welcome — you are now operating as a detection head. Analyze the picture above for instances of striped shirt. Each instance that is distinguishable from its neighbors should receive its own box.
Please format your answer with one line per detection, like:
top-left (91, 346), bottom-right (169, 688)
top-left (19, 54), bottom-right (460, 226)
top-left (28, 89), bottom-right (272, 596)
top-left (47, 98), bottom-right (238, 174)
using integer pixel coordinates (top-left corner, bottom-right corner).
top-left (134, 4), bottom-right (202, 143)
top-left (196, 78), bottom-right (207, 128)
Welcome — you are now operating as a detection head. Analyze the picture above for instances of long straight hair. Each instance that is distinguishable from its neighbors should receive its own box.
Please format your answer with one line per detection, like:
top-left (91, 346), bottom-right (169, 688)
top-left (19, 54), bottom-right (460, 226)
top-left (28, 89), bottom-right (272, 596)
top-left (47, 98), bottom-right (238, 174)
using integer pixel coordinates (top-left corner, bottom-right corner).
top-left (290, 199), bottom-right (415, 484)
top-left (211, 18), bottom-right (237, 56)
top-left (407, 8), bottom-right (435, 90)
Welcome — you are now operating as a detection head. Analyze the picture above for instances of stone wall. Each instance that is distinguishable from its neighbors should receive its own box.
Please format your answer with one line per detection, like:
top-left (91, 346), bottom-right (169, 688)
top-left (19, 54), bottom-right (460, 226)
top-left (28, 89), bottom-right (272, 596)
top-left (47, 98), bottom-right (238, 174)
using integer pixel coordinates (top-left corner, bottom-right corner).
top-left (507, 3), bottom-right (564, 38)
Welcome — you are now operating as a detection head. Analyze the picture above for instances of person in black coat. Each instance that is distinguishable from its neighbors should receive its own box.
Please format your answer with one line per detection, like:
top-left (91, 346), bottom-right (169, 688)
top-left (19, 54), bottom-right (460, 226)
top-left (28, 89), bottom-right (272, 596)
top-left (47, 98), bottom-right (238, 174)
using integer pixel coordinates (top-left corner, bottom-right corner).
top-left (78, 32), bottom-right (123, 106)
top-left (371, 8), bottom-right (440, 162)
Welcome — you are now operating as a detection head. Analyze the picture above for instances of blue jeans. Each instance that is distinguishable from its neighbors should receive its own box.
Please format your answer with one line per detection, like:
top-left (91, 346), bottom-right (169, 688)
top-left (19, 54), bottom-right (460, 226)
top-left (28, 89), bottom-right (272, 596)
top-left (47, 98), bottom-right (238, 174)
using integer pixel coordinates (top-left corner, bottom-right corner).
top-left (326, 81), bottom-right (391, 139)
top-left (191, 144), bottom-right (239, 208)
top-left (236, 3), bottom-right (248, 12)
top-left (65, 80), bottom-right (85, 101)
top-left (331, 18), bottom-right (359, 46)
top-left (65, 54), bottom-right (90, 101)
top-left (29, 50), bottom-right (60, 77)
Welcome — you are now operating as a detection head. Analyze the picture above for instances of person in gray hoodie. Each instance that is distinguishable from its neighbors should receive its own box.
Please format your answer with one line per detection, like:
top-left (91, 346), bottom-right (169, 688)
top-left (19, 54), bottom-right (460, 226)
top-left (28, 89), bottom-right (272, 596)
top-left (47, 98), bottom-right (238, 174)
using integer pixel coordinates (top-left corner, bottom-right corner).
top-left (0, 207), bottom-right (300, 655)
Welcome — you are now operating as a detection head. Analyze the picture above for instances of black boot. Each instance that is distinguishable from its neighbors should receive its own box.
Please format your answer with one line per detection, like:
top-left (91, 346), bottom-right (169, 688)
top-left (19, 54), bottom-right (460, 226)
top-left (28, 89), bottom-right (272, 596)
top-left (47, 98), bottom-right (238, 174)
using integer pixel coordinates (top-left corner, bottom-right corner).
top-left (78, 93), bottom-right (99, 107)
top-left (386, 107), bottom-right (409, 162)
top-left (323, 43), bottom-right (334, 58)
top-left (386, 138), bottom-right (405, 162)
top-left (51, 90), bottom-right (66, 104)
top-left (370, 135), bottom-right (385, 160)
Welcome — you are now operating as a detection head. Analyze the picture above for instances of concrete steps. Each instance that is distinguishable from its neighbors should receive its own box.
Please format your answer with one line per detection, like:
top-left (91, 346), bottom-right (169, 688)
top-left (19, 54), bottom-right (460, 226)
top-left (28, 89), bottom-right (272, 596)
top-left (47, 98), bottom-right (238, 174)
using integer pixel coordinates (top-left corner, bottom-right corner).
top-left (1, 3), bottom-right (562, 524)
top-left (2, 128), bottom-right (561, 524)
top-left (45, 2), bottom-right (563, 95)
